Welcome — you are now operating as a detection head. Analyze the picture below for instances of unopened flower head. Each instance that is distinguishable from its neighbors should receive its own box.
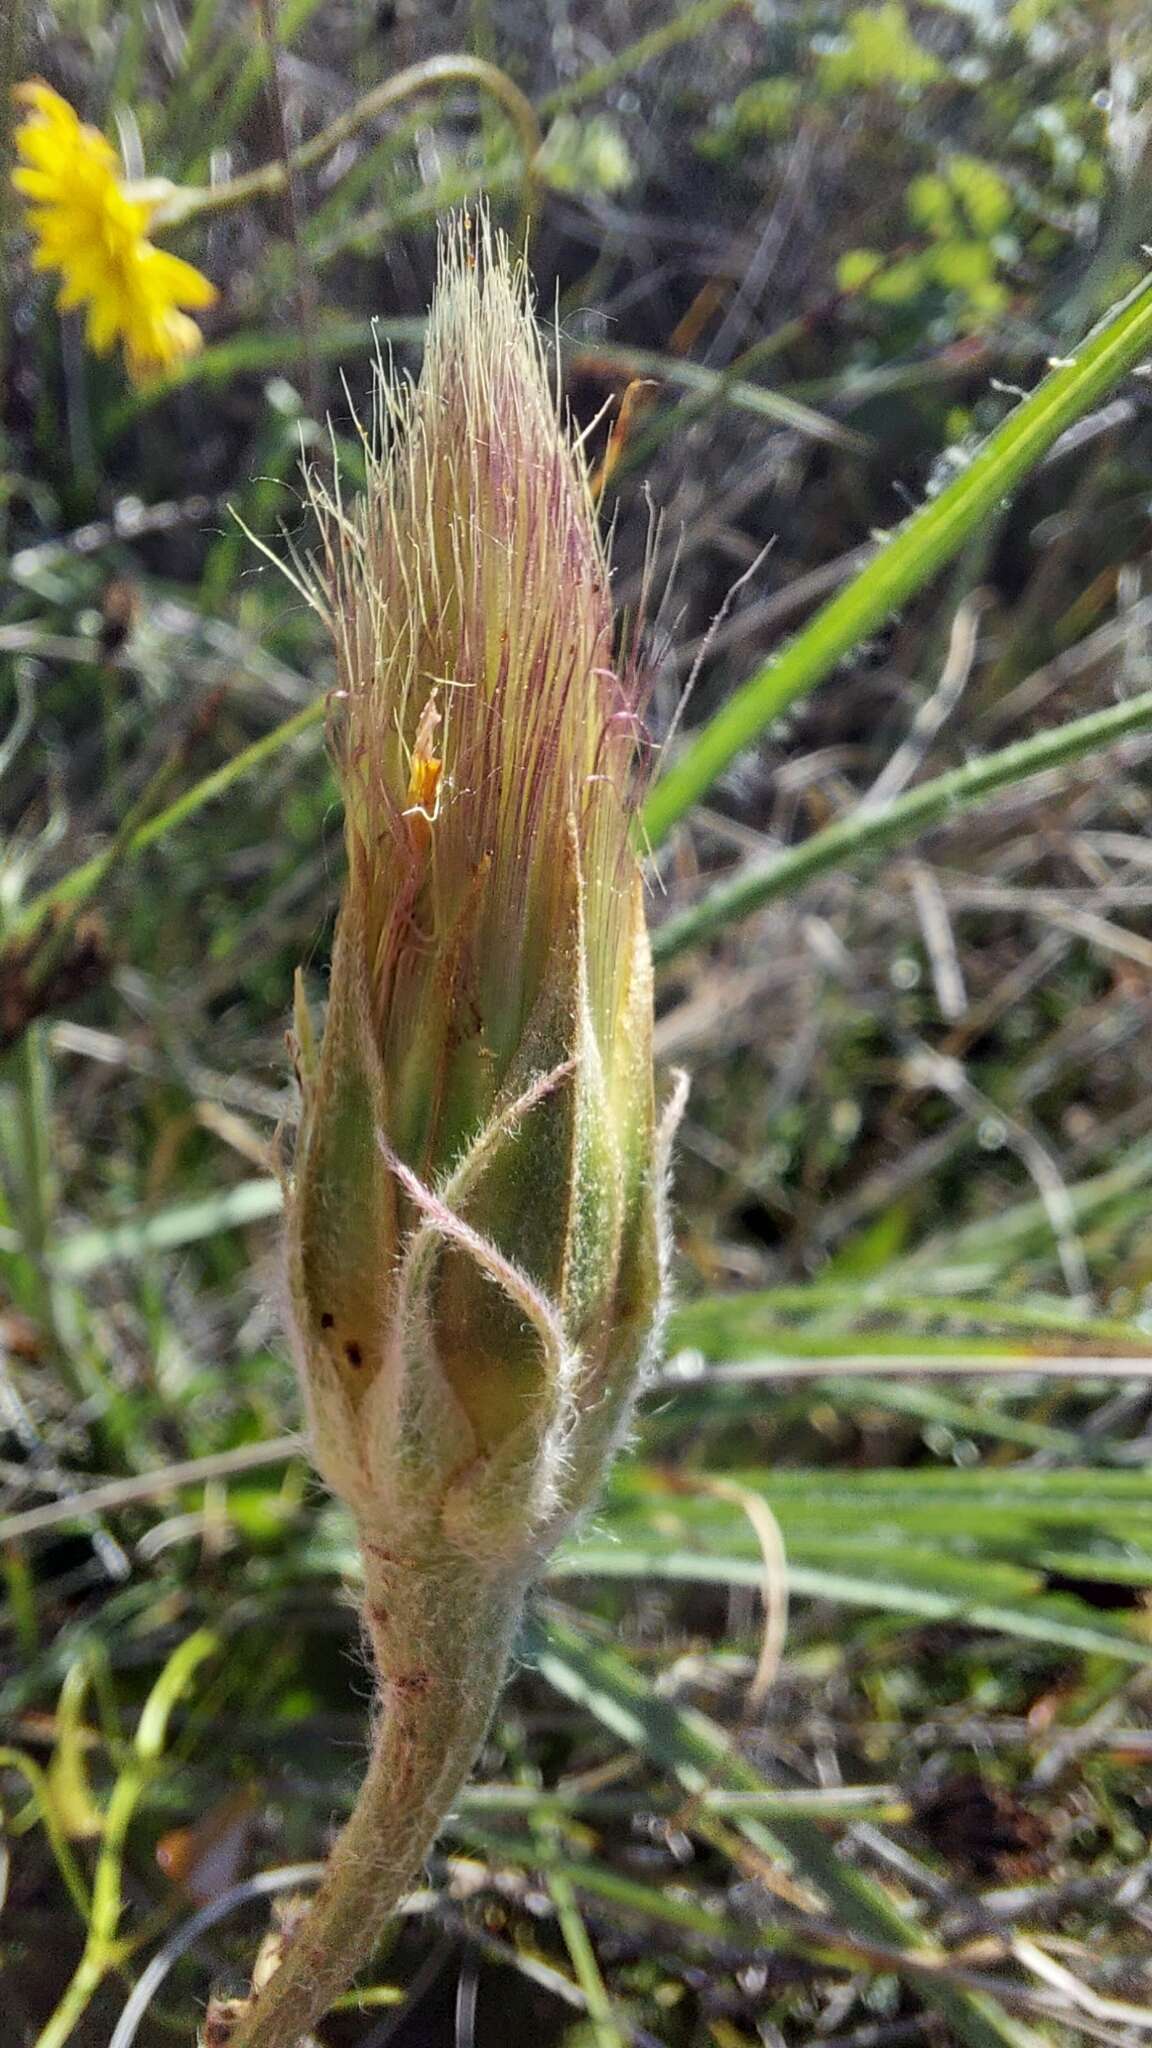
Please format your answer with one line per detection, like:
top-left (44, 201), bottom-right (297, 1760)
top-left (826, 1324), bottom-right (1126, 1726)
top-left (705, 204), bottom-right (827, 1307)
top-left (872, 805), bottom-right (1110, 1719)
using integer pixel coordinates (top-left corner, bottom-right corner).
top-left (286, 216), bottom-right (674, 1572)
top-left (11, 81), bottom-right (216, 384)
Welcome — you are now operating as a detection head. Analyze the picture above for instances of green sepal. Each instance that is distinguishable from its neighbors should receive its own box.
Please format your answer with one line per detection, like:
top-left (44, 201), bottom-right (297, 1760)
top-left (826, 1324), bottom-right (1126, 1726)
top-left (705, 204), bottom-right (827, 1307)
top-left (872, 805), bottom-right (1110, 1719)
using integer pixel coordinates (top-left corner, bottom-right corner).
top-left (288, 904), bottom-right (399, 1411)
top-left (425, 859), bottom-right (585, 1454)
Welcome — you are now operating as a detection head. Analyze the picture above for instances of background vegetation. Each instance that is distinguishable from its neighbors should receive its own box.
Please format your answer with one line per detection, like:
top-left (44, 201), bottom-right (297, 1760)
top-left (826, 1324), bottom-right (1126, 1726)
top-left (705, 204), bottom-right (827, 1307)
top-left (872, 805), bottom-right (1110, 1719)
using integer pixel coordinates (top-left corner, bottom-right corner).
top-left (3, 1), bottom-right (1152, 2043)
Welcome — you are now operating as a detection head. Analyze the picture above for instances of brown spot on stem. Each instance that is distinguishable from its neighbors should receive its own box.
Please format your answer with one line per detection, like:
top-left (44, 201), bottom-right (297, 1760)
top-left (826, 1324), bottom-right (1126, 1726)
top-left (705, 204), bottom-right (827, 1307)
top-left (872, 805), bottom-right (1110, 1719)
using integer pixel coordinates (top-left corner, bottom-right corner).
top-left (344, 1340), bottom-right (363, 1367)
top-left (362, 1538), bottom-right (424, 1568)
top-left (390, 1668), bottom-right (432, 1697)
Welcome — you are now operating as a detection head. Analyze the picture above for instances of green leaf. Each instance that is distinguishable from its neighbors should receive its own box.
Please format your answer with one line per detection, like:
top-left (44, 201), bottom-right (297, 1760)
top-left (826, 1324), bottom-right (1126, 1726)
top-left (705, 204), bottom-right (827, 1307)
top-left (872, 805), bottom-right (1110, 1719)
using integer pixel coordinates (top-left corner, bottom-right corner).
top-left (930, 239), bottom-right (1002, 296)
top-left (817, 4), bottom-right (943, 96)
top-left (949, 156), bottom-right (1013, 236)
top-left (668, 1282), bottom-right (1152, 1353)
top-left (563, 1468), bottom-right (1152, 1665)
top-left (837, 247), bottom-right (886, 292)
top-left (908, 173), bottom-right (956, 235)
top-left (697, 76), bottom-right (802, 158)
top-left (14, 702), bottom-right (326, 947)
top-left (554, 1539), bottom-right (1152, 1665)
top-left (867, 255), bottom-right (929, 304)
top-left (642, 266), bottom-right (1152, 846)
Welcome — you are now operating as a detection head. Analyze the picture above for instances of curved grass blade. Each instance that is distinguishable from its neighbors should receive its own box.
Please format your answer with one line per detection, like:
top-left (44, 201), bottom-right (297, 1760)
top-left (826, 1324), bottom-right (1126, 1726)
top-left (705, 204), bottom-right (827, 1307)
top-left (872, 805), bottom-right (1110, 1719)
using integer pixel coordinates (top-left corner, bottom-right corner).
top-left (48, 1178), bottom-right (284, 1278)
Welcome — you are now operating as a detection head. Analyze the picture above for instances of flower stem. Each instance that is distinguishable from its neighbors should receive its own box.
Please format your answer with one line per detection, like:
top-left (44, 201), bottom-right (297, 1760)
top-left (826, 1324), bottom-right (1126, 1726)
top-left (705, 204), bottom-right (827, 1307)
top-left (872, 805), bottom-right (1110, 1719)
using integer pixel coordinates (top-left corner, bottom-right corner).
top-left (227, 1552), bottom-right (529, 2048)
top-left (157, 55), bottom-right (542, 231)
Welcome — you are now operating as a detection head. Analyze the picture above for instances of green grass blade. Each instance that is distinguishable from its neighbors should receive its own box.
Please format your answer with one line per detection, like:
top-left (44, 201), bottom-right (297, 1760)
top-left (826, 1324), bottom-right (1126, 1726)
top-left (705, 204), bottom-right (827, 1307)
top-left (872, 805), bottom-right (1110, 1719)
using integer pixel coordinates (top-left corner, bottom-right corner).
top-left (543, 1863), bottom-right (628, 2048)
top-left (669, 1285), bottom-right (1152, 1351)
top-left (49, 1180), bottom-right (284, 1278)
top-left (642, 269), bottom-right (1152, 847)
top-left (652, 681), bottom-right (1152, 960)
top-left (534, 1614), bottom-right (1046, 2048)
top-left (553, 1542), bottom-right (1152, 1664)
top-left (603, 1462), bottom-right (1152, 1551)
top-left (621, 1462), bottom-right (1152, 1506)
top-left (570, 340), bottom-right (866, 448)
top-left (102, 318), bottom-right (426, 434)
top-left (539, 0), bottom-right (746, 115)
top-left (14, 700), bottom-right (325, 945)
top-left (779, 1373), bottom-right (1084, 1454)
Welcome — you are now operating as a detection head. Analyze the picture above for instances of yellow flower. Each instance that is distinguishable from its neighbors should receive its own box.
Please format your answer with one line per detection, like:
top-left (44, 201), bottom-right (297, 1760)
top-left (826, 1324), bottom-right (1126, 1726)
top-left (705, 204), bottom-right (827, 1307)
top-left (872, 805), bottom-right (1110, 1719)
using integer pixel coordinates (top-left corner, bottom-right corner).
top-left (11, 81), bottom-right (217, 385)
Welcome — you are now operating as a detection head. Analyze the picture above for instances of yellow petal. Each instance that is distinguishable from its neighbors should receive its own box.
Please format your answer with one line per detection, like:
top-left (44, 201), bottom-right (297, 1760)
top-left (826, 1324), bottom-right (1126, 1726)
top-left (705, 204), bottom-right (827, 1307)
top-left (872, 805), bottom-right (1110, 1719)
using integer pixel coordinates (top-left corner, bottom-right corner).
top-left (164, 309), bottom-right (204, 357)
top-left (84, 293), bottom-right (123, 354)
top-left (139, 246), bottom-right (218, 310)
top-left (14, 80), bottom-right (78, 119)
top-left (12, 77), bottom-right (214, 386)
top-left (12, 167), bottom-right (69, 199)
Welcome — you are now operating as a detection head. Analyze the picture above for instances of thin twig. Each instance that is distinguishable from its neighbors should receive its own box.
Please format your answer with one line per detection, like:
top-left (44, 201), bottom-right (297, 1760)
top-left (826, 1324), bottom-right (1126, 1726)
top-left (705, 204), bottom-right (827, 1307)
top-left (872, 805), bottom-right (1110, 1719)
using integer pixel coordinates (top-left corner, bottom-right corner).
top-left (657, 1353), bottom-right (1152, 1385)
top-left (255, 0), bottom-right (321, 424)
top-left (858, 594), bottom-right (987, 813)
top-left (0, 1436), bottom-right (303, 1544)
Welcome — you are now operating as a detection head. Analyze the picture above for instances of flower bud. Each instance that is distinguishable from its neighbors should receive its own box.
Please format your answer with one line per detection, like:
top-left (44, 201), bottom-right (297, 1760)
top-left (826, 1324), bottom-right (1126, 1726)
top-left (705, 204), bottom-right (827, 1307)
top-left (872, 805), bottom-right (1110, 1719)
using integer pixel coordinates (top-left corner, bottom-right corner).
top-left (284, 216), bottom-right (674, 1574)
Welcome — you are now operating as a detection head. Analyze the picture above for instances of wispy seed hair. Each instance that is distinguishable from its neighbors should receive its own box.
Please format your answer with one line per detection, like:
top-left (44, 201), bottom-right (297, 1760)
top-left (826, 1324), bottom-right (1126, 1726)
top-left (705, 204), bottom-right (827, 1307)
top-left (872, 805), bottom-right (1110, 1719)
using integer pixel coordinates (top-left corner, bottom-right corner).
top-left (304, 212), bottom-right (647, 1093)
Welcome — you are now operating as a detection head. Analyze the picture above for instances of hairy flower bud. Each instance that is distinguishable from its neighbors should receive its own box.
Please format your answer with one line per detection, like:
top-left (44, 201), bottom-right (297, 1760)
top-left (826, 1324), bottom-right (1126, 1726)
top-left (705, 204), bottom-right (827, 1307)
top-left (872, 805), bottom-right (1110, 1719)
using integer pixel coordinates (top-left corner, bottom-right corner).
top-left (227, 214), bottom-right (682, 2048)
top-left (284, 216), bottom-right (674, 1579)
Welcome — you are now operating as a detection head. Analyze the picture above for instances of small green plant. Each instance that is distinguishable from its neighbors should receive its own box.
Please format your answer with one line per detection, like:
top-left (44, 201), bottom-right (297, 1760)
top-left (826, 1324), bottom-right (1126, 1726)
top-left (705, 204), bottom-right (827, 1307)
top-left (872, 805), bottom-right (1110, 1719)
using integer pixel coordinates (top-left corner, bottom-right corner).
top-left (815, 2), bottom-right (942, 96)
top-left (840, 154), bottom-right (1016, 320)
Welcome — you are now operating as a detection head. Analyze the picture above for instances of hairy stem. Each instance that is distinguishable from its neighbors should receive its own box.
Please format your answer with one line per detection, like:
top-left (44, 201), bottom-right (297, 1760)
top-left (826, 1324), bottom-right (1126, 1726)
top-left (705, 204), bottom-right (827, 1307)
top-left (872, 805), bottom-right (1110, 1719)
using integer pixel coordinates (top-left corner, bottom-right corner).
top-left (227, 1551), bottom-right (528, 2048)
